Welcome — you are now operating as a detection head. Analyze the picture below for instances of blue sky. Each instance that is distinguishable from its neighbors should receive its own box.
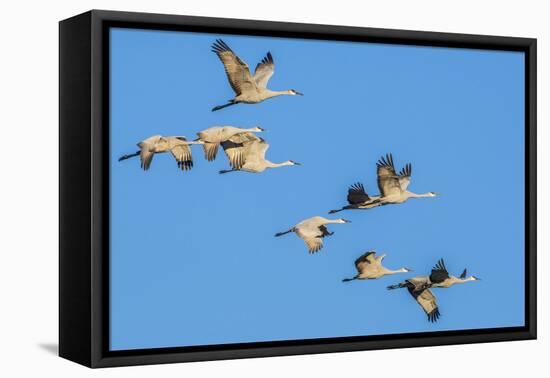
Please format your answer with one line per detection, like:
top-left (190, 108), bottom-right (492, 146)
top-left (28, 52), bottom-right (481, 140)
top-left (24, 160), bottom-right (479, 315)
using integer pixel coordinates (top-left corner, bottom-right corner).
top-left (109, 28), bottom-right (525, 351)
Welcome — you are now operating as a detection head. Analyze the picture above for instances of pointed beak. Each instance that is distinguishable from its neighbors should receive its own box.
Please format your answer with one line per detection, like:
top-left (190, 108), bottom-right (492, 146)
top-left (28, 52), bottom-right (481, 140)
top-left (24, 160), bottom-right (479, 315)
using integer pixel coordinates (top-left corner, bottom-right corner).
top-left (295, 91), bottom-right (304, 96)
top-left (342, 219), bottom-right (352, 223)
top-left (293, 161), bottom-right (301, 165)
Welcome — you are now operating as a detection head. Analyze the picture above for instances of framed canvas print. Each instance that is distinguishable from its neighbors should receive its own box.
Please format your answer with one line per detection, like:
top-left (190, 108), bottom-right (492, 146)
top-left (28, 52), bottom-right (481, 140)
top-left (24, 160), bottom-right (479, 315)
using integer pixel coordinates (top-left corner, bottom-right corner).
top-left (59, 10), bottom-right (536, 368)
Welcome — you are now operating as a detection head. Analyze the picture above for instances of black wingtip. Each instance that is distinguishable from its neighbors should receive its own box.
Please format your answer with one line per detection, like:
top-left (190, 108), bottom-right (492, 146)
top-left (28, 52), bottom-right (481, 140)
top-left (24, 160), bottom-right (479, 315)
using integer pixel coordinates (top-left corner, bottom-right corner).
top-left (428, 309), bottom-right (441, 322)
top-left (435, 258), bottom-right (446, 271)
top-left (309, 244), bottom-right (323, 254)
top-left (212, 39), bottom-right (232, 54)
top-left (350, 182), bottom-right (365, 191)
top-left (177, 160), bottom-right (193, 171)
top-left (377, 153), bottom-right (395, 168)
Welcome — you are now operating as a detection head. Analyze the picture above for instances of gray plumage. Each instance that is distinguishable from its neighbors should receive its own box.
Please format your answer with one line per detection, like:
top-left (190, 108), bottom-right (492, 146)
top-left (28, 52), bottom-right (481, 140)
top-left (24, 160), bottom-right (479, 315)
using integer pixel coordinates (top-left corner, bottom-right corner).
top-left (275, 216), bottom-right (351, 253)
top-left (118, 135), bottom-right (203, 171)
top-left (387, 258), bottom-right (480, 322)
top-left (428, 259), bottom-right (481, 288)
top-left (219, 132), bottom-right (300, 174)
top-left (196, 125), bottom-right (264, 162)
top-left (388, 259), bottom-right (480, 291)
top-left (387, 277), bottom-right (440, 322)
top-left (342, 252), bottom-right (411, 282)
top-left (211, 39), bottom-right (303, 111)
top-left (329, 153), bottom-right (436, 214)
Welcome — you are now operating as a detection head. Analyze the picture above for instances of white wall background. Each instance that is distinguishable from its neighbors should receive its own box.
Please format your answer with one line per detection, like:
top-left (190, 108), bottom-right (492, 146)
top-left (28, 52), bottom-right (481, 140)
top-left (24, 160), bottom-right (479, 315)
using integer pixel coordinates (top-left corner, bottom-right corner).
top-left (0, 0), bottom-right (546, 376)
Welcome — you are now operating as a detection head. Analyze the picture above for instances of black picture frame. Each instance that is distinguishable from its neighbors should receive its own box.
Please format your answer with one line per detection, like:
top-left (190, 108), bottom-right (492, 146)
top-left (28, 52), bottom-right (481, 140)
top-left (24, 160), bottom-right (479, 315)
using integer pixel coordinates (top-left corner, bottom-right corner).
top-left (59, 9), bottom-right (537, 368)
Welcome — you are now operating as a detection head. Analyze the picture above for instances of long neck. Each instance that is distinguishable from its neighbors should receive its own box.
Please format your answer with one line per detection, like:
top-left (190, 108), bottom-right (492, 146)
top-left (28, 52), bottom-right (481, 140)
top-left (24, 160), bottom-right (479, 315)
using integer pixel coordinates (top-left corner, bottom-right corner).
top-left (451, 276), bottom-right (474, 284)
top-left (264, 89), bottom-right (292, 99)
top-left (407, 191), bottom-right (433, 198)
top-left (185, 140), bottom-right (203, 145)
top-left (266, 160), bottom-right (293, 169)
top-left (383, 267), bottom-right (407, 275)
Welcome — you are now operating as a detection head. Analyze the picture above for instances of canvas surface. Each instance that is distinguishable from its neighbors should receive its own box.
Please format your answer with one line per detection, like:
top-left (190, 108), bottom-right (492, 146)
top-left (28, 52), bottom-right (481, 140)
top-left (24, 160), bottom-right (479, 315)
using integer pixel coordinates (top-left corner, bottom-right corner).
top-left (109, 28), bottom-right (525, 351)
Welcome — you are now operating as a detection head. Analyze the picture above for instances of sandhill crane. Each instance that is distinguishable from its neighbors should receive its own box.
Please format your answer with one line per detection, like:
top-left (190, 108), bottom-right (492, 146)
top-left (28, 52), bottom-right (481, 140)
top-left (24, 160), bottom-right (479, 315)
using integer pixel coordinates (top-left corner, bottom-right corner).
top-left (118, 135), bottom-right (203, 171)
top-left (219, 132), bottom-right (300, 174)
top-left (387, 258), bottom-right (480, 322)
top-left (211, 39), bottom-right (303, 111)
top-left (411, 288), bottom-right (441, 322)
top-left (195, 125), bottom-right (264, 162)
top-left (329, 153), bottom-right (437, 213)
top-left (426, 259), bottom-right (480, 288)
top-left (275, 216), bottom-right (351, 253)
top-left (387, 273), bottom-right (441, 322)
top-left (387, 259), bottom-right (480, 291)
top-left (342, 251), bottom-right (411, 282)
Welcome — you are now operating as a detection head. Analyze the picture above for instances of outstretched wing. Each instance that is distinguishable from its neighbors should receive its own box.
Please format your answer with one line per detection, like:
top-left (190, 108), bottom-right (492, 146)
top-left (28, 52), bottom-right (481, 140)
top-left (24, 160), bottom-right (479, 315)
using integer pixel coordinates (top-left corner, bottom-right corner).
top-left (406, 276), bottom-right (431, 292)
top-left (170, 144), bottom-right (193, 171)
top-left (354, 251), bottom-right (376, 271)
top-left (138, 135), bottom-right (162, 171)
top-left (245, 139), bottom-right (269, 162)
top-left (376, 153), bottom-right (403, 197)
top-left (221, 132), bottom-right (263, 169)
top-left (212, 39), bottom-right (257, 95)
top-left (202, 142), bottom-right (219, 162)
top-left (295, 222), bottom-right (327, 254)
top-left (430, 259), bottom-right (450, 283)
top-left (253, 52), bottom-right (275, 88)
top-left (304, 237), bottom-right (323, 254)
top-left (408, 288), bottom-right (440, 322)
top-left (459, 268), bottom-right (467, 279)
top-left (398, 163), bottom-right (412, 191)
top-left (319, 224), bottom-right (336, 237)
top-left (347, 182), bottom-right (371, 205)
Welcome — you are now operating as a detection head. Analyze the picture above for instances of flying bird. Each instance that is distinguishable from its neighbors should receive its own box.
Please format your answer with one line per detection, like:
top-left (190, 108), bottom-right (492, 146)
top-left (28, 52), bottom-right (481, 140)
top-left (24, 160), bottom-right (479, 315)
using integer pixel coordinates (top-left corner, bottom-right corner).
top-left (387, 258), bottom-right (480, 322)
top-left (387, 274), bottom-right (441, 322)
top-left (275, 216), bottom-right (351, 253)
top-left (195, 125), bottom-right (264, 162)
top-left (219, 132), bottom-right (300, 174)
top-left (329, 153), bottom-right (437, 213)
top-left (425, 259), bottom-right (481, 288)
top-left (211, 39), bottom-right (303, 111)
top-left (118, 135), bottom-right (204, 171)
top-left (387, 259), bottom-right (480, 291)
top-left (342, 251), bottom-right (412, 282)
top-left (410, 287), bottom-right (441, 323)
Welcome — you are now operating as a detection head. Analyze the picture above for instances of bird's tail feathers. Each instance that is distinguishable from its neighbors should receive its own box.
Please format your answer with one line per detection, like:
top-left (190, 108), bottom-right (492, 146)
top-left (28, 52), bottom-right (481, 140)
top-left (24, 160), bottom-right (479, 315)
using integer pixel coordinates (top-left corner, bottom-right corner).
top-left (342, 277), bottom-right (357, 283)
